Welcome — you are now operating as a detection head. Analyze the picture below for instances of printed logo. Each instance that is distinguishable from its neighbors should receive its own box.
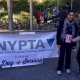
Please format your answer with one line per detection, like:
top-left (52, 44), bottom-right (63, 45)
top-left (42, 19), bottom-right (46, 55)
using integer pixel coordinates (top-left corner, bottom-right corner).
top-left (47, 39), bottom-right (55, 47)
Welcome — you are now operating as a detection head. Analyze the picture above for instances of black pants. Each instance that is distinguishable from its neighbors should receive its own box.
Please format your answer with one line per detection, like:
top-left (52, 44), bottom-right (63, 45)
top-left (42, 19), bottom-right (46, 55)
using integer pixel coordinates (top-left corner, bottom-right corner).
top-left (52, 16), bottom-right (57, 23)
top-left (57, 42), bottom-right (72, 70)
top-left (77, 46), bottom-right (80, 71)
top-left (44, 18), bottom-right (47, 23)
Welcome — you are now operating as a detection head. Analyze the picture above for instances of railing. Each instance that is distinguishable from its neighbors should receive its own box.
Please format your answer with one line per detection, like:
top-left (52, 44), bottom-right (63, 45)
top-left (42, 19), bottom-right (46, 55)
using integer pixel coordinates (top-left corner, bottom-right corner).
top-left (0, 18), bottom-right (59, 32)
top-left (41, 18), bottom-right (59, 30)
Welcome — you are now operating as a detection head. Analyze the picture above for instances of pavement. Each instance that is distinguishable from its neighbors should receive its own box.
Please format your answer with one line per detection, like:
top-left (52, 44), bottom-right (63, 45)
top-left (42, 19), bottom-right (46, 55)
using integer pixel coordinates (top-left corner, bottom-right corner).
top-left (0, 48), bottom-right (80, 80)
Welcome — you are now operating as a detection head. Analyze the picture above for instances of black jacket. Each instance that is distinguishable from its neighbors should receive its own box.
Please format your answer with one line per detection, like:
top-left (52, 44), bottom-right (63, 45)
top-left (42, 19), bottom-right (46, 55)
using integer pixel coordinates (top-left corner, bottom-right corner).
top-left (56, 20), bottom-right (77, 45)
top-left (57, 11), bottom-right (67, 22)
top-left (78, 22), bottom-right (80, 36)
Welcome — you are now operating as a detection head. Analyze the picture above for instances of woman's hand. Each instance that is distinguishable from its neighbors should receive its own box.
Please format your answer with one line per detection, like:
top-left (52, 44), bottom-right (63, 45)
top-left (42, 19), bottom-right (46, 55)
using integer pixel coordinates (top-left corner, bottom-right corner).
top-left (57, 45), bottom-right (61, 48)
top-left (72, 39), bottom-right (76, 43)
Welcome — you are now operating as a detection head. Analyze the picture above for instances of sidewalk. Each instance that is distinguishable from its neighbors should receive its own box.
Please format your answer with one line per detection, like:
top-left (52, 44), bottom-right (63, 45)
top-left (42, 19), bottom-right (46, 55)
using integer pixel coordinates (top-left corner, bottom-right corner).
top-left (0, 50), bottom-right (80, 80)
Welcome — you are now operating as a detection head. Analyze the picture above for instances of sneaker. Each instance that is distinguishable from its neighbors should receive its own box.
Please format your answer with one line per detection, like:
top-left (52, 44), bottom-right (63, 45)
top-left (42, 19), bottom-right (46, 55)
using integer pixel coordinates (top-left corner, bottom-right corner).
top-left (74, 49), bottom-right (76, 51)
top-left (66, 69), bottom-right (71, 74)
top-left (57, 70), bottom-right (62, 75)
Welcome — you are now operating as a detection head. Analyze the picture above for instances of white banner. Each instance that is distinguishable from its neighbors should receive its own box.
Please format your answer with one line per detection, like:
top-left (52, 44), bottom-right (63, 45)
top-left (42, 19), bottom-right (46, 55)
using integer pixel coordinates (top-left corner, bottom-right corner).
top-left (0, 32), bottom-right (58, 58)
top-left (0, 32), bottom-right (58, 68)
top-left (0, 53), bottom-right (43, 68)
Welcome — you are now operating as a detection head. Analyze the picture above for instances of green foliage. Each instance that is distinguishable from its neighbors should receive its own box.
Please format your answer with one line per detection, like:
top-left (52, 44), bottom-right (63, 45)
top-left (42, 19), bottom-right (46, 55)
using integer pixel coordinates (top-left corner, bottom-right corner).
top-left (0, 0), bottom-right (80, 22)
top-left (12, 0), bottom-right (29, 13)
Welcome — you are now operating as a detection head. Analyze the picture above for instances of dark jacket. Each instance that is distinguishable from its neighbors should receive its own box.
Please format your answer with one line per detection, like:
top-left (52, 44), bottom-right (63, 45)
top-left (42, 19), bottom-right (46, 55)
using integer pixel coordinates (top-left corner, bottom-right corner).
top-left (56, 20), bottom-right (77, 45)
top-left (65, 6), bottom-right (71, 11)
top-left (78, 22), bottom-right (80, 36)
top-left (58, 10), bottom-right (67, 22)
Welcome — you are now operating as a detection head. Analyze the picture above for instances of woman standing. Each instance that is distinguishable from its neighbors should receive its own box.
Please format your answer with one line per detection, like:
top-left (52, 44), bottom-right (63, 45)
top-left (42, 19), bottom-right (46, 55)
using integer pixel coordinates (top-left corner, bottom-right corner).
top-left (56, 11), bottom-right (77, 75)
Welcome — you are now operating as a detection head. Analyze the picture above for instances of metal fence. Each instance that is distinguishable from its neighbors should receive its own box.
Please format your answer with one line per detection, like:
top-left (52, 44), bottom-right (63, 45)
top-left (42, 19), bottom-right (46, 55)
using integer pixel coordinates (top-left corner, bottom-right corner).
top-left (0, 29), bottom-right (57, 35)
top-left (0, 17), bottom-right (59, 33)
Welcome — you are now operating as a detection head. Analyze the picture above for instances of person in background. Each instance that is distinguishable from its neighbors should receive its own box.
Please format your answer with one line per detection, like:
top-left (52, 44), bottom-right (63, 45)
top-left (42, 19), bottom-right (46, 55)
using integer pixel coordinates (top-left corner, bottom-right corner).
top-left (36, 8), bottom-right (41, 30)
top-left (65, 3), bottom-right (71, 11)
top-left (52, 6), bottom-right (59, 23)
top-left (56, 10), bottom-right (77, 75)
top-left (57, 6), bottom-right (67, 22)
top-left (43, 7), bottom-right (48, 26)
top-left (72, 11), bottom-right (80, 74)
top-left (53, 6), bottom-right (59, 18)
top-left (65, 8), bottom-right (69, 14)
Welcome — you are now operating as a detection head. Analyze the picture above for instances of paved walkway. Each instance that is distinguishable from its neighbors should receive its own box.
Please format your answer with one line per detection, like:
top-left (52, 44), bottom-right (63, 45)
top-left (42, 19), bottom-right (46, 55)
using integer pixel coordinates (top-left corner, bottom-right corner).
top-left (0, 49), bottom-right (80, 80)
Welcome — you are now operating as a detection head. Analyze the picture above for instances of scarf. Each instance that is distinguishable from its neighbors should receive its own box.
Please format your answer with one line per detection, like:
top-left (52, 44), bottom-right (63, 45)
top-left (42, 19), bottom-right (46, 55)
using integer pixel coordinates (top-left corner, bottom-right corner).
top-left (61, 18), bottom-right (75, 39)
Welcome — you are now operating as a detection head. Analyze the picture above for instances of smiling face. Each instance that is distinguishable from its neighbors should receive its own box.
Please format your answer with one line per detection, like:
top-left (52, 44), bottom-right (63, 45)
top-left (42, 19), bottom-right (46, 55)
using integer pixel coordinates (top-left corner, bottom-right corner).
top-left (67, 12), bottom-right (74, 21)
top-left (77, 13), bottom-right (80, 22)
